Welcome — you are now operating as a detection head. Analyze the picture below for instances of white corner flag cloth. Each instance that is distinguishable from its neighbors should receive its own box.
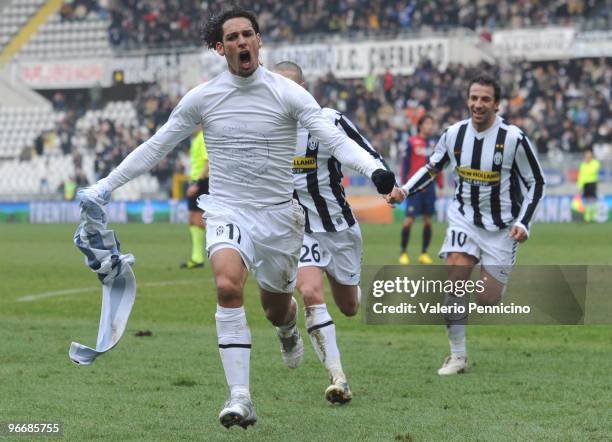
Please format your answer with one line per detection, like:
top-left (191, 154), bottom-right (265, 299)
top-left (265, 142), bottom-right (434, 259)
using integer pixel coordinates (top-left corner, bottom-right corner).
top-left (69, 187), bottom-right (136, 366)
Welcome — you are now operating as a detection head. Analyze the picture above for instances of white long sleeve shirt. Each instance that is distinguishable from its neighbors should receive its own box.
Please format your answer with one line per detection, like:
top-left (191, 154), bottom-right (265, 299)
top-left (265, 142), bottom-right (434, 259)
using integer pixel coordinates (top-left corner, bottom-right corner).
top-left (101, 66), bottom-right (381, 207)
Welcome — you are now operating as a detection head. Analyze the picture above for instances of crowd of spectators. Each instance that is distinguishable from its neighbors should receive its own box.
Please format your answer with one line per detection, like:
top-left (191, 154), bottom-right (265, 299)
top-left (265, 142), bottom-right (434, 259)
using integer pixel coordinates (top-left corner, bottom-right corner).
top-left (17, 2), bottom-right (608, 198)
top-left (90, 84), bottom-right (185, 196)
top-left (27, 83), bottom-right (186, 197)
top-left (312, 57), bottom-right (611, 161)
top-left (59, 0), bottom-right (611, 50)
top-left (27, 56), bottom-right (609, 197)
top-left (106, 0), bottom-right (202, 49)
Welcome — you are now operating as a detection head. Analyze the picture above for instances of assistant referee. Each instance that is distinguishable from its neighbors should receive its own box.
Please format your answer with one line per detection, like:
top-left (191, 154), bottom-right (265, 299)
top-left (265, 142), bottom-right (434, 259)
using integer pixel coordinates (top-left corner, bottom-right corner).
top-left (577, 149), bottom-right (600, 222)
top-left (181, 127), bottom-right (209, 269)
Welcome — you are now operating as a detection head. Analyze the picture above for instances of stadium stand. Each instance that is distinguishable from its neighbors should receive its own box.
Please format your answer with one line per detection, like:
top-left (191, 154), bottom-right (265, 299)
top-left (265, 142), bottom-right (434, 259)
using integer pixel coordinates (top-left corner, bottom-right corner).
top-left (17, 10), bottom-right (112, 60)
top-left (0, 0), bottom-right (46, 53)
top-left (102, 0), bottom-right (611, 49)
top-left (0, 105), bottom-right (59, 159)
top-left (1, 1), bottom-right (610, 58)
top-left (0, 149), bottom-right (93, 197)
top-left (0, 1), bottom-right (609, 201)
top-left (312, 58), bottom-right (611, 159)
top-left (0, 55), bottom-right (609, 199)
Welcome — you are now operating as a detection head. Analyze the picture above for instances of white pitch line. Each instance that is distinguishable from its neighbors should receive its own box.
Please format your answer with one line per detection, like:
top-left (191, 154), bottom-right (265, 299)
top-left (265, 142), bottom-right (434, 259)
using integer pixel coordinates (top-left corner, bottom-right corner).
top-left (16, 279), bottom-right (201, 302)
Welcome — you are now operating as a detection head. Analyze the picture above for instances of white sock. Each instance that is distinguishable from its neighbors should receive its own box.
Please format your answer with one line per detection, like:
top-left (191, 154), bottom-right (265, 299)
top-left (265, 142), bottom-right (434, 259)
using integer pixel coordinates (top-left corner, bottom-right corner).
top-left (215, 305), bottom-right (251, 397)
top-left (305, 304), bottom-right (343, 380)
top-left (446, 324), bottom-right (467, 358)
top-left (356, 286), bottom-right (362, 305)
top-left (276, 297), bottom-right (298, 338)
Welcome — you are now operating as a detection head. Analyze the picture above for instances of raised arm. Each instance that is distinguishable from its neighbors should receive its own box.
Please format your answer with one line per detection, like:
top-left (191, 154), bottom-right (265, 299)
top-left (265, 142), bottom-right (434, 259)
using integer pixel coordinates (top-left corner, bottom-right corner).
top-left (401, 130), bottom-right (450, 196)
top-left (95, 88), bottom-right (202, 194)
top-left (287, 85), bottom-right (395, 194)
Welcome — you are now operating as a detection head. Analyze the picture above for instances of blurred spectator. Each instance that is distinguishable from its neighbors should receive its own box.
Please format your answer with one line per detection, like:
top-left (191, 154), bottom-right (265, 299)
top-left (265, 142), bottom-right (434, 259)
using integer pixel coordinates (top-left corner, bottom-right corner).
top-left (75, 168), bottom-right (90, 187)
top-left (59, 3), bottom-right (74, 21)
top-left (59, 176), bottom-right (77, 200)
top-left (19, 147), bottom-right (33, 162)
top-left (382, 69), bottom-right (394, 101)
top-left (89, 82), bottom-right (103, 110)
top-left (34, 133), bottom-right (44, 156)
top-left (60, 0), bottom-right (99, 21)
top-left (151, 157), bottom-right (174, 197)
top-left (51, 92), bottom-right (66, 111)
top-left (57, 122), bottom-right (73, 155)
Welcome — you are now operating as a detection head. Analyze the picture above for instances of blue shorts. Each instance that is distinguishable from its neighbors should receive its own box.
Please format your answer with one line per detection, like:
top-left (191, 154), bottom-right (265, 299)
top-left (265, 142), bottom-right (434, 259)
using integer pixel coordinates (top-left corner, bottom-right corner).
top-left (405, 183), bottom-right (436, 217)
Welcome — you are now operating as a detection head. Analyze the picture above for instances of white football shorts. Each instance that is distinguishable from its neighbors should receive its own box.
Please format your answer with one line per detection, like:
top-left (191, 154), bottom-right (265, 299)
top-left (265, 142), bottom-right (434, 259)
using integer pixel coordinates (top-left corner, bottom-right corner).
top-left (439, 204), bottom-right (517, 284)
top-left (198, 195), bottom-right (305, 293)
top-left (298, 223), bottom-right (362, 286)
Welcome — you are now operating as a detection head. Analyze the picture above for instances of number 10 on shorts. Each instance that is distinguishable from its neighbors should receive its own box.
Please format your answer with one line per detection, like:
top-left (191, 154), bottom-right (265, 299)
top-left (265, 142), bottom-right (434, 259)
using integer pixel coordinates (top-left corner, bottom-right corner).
top-left (450, 230), bottom-right (467, 247)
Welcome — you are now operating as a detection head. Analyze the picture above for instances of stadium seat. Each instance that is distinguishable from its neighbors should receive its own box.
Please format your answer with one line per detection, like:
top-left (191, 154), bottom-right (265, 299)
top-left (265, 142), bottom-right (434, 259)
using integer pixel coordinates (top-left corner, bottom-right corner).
top-left (16, 9), bottom-right (113, 60)
top-left (0, 0), bottom-right (46, 53)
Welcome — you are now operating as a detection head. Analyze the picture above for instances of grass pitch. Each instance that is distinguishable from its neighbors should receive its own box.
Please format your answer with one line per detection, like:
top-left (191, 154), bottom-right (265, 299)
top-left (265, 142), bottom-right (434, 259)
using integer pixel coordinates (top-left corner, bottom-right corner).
top-left (1, 222), bottom-right (611, 441)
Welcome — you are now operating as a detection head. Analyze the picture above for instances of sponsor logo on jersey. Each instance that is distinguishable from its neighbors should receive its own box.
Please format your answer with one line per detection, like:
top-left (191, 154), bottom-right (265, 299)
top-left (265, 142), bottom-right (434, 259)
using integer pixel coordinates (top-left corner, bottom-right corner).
top-left (292, 156), bottom-right (317, 174)
top-left (456, 167), bottom-right (500, 186)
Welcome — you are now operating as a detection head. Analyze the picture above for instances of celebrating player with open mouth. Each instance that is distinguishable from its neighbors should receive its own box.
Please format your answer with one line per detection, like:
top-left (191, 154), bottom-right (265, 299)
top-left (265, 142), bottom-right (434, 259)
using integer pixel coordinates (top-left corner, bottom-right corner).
top-left (85, 6), bottom-right (396, 429)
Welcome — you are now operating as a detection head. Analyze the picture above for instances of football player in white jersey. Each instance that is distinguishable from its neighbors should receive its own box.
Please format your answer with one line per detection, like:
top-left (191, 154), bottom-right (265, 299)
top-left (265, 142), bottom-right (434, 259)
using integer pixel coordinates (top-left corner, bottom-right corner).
top-left (86, 7), bottom-right (397, 429)
top-left (275, 61), bottom-right (392, 405)
top-left (388, 74), bottom-right (545, 376)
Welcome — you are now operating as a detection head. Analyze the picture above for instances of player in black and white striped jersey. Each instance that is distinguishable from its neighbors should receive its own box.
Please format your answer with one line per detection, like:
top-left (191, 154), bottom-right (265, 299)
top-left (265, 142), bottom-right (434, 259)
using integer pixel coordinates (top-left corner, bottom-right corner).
top-left (291, 108), bottom-right (390, 234)
top-left (388, 73), bottom-right (546, 375)
top-left (293, 108), bottom-right (389, 231)
top-left (275, 61), bottom-right (391, 404)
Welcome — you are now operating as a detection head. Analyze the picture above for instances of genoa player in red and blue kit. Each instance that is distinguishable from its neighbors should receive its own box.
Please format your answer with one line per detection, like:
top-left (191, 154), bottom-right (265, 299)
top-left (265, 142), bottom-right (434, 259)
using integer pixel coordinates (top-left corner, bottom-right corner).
top-left (399, 114), bottom-right (442, 264)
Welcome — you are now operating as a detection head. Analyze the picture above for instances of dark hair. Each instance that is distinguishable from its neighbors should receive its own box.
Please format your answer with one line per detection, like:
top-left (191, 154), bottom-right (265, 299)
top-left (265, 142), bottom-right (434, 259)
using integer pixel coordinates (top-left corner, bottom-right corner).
top-left (274, 61), bottom-right (304, 83)
top-left (467, 73), bottom-right (501, 102)
top-left (201, 7), bottom-right (260, 49)
top-left (417, 113), bottom-right (433, 130)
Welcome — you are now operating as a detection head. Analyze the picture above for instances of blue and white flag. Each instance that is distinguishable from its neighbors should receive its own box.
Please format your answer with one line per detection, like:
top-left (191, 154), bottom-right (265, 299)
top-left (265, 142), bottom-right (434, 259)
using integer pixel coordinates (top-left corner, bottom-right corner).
top-left (69, 187), bottom-right (136, 366)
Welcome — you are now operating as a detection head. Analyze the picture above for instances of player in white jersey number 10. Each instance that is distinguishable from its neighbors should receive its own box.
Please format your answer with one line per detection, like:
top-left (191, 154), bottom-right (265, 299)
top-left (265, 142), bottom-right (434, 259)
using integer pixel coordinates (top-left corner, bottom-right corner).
top-left (275, 61), bottom-right (397, 405)
top-left (388, 74), bottom-right (545, 376)
top-left (86, 7), bottom-right (397, 430)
